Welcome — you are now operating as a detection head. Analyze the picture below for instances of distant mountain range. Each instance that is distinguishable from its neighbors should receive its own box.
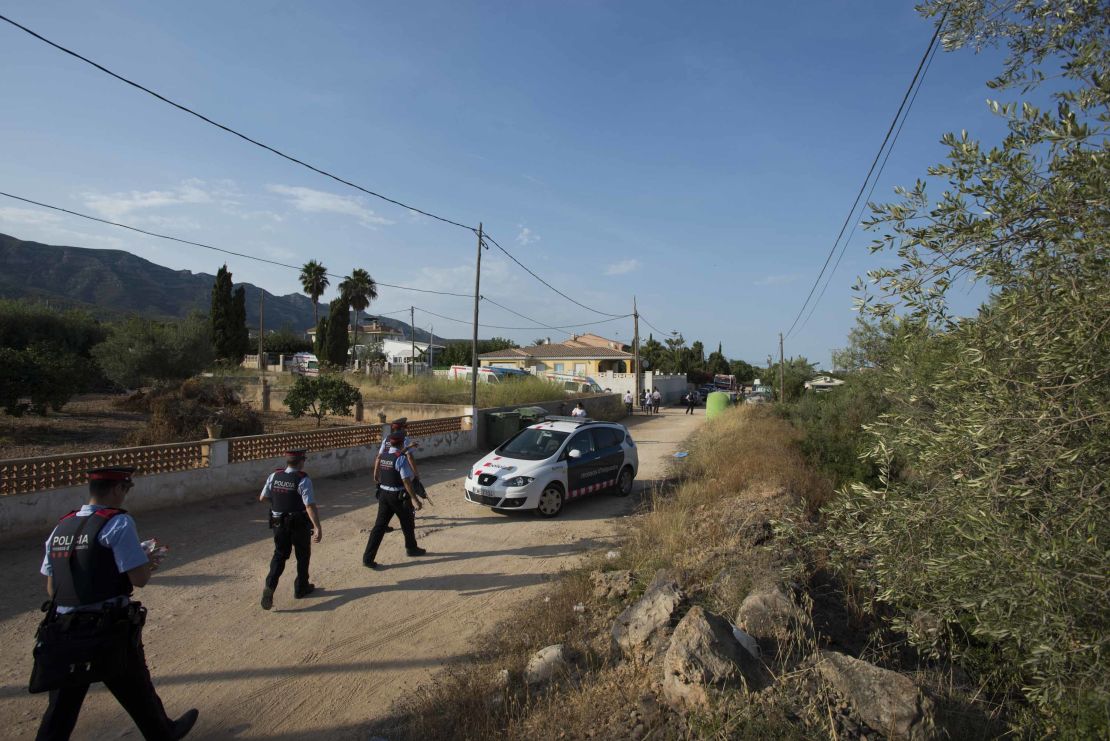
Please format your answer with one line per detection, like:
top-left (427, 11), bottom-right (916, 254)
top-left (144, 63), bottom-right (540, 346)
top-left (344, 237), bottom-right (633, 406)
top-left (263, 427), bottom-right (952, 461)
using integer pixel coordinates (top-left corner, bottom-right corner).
top-left (0, 233), bottom-right (441, 342)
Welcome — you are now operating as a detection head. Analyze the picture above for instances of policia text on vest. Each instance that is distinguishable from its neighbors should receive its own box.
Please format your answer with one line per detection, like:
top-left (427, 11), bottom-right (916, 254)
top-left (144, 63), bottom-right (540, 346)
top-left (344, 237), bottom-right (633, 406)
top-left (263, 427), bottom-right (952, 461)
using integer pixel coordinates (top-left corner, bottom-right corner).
top-left (259, 449), bottom-right (323, 611)
top-left (32, 466), bottom-right (199, 740)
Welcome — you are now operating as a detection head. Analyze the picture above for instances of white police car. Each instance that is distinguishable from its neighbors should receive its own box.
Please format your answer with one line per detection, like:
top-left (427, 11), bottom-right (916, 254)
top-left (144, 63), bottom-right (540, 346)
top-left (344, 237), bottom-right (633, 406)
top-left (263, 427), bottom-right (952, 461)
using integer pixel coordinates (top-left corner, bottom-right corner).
top-left (464, 417), bottom-right (638, 517)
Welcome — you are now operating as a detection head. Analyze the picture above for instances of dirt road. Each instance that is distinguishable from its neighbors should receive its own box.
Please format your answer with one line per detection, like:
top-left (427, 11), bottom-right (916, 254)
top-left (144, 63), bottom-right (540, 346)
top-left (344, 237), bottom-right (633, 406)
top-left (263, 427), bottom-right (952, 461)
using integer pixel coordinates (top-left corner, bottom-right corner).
top-left (0, 408), bottom-right (702, 739)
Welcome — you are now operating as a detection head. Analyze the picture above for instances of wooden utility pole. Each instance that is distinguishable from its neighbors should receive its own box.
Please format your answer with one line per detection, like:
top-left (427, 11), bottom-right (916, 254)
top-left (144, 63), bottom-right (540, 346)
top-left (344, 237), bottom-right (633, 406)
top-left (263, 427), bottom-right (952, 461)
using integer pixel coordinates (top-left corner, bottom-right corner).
top-left (258, 290), bottom-right (265, 372)
top-left (633, 296), bottom-right (641, 399)
top-left (429, 325), bottom-right (435, 370)
top-left (779, 332), bottom-right (785, 403)
top-left (410, 306), bottom-right (416, 377)
top-left (470, 223), bottom-right (483, 411)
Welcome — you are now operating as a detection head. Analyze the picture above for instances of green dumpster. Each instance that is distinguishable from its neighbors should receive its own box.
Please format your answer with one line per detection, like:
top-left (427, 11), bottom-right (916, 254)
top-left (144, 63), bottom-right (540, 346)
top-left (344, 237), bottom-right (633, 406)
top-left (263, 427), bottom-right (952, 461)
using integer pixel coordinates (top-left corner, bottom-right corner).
top-left (705, 391), bottom-right (731, 420)
top-left (515, 406), bottom-right (549, 429)
top-left (486, 411), bottom-right (521, 447)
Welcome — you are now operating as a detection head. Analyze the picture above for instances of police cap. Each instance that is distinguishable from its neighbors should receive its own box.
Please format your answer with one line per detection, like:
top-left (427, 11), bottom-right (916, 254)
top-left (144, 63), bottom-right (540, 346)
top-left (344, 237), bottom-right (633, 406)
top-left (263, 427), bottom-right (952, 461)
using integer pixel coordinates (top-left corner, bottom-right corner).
top-left (387, 431), bottom-right (405, 445)
top-left (87, 466), bottom-right (136, 483)
top-left (285, 449), bottom-right (308, 462)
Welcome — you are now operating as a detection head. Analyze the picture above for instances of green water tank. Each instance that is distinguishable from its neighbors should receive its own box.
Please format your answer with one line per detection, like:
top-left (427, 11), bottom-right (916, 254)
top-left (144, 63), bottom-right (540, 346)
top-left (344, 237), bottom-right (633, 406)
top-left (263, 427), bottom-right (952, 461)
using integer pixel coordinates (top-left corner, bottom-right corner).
top-left (705, 391), bottom-right (731, 420)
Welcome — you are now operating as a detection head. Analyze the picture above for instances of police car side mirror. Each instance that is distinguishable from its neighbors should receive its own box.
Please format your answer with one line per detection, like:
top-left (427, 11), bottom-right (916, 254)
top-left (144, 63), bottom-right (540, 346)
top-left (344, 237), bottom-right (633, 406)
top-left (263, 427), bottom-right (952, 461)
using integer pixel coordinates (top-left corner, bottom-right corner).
top-left (567, 449), bottom-right (582, 459)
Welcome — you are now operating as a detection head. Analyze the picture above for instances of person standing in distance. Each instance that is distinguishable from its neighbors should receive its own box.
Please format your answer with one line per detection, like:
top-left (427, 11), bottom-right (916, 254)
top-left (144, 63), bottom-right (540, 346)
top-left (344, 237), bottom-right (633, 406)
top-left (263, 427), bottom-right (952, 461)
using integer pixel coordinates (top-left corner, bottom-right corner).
top-left (571, 401), bottom-right (588, 418)
top-left (36, 466), bottom-right (199, 741)
top-left (259, 449), bottom-right (322, 610)
top-left (685, 389), bottom-right (697, 415)
top-left (363, 432), bottom-right (425, 568)
top-left (622, 390), bottom-right (634, 416)
top-left (652, 387), bottom-right (662, 414)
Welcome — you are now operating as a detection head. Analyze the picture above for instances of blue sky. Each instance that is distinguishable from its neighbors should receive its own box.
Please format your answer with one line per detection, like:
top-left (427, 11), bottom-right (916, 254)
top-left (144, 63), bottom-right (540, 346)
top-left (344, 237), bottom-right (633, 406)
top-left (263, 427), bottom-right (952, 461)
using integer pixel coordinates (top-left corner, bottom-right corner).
top-left (0, 1), bottom-right (1009, 366)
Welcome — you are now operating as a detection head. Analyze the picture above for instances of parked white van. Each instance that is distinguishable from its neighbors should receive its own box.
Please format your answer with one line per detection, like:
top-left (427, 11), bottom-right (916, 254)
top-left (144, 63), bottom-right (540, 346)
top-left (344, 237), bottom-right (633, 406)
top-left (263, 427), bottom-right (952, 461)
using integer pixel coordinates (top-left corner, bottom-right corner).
top-left (290, 353), bottom-right (320, 377)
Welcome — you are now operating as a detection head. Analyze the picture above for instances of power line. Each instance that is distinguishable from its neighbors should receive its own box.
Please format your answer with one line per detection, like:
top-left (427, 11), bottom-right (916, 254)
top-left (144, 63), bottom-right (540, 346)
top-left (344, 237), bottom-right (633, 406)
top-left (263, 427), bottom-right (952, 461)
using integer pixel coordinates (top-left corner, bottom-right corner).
top-left (416, 304), bottom-right (630, 332)
top-left (637, 312), bottom-right (674, 337)
top-left (795, 36), bottom-right (941, 335)
top-left (0, 13), bottom-right (477, 233)
top-left (481, 295), bottom-right (632, 332)
top-left (0, 13), bottom-right (640, 326)
top-left (783, 12), bottom-right (947, 340)
top-left (0, 190), bottom-right (473, 297)
top-left (480, 232), bottom-right (626, 318)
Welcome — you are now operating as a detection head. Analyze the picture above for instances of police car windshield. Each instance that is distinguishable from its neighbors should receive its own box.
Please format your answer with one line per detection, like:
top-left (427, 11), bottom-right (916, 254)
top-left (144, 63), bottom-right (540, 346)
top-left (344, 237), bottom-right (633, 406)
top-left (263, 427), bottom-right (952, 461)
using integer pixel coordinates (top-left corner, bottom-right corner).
top-left (497, 428), bottom-right (570, 460)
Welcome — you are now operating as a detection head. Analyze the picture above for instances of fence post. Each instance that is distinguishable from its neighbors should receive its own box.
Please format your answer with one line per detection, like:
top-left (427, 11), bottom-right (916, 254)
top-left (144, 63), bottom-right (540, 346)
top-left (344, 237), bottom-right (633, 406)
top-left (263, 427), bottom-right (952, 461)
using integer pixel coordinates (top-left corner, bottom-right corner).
top-left (261, 378), bottom-right (271, 412)
top-left (204, 439), bottom-right (229, 468)
top-left (355, 400), bottom-right (364, 423)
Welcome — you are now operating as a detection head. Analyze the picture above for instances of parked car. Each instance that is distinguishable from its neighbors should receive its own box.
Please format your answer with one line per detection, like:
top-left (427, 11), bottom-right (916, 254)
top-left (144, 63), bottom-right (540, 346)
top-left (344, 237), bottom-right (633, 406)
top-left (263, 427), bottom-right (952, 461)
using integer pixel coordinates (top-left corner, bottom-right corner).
top-left (464, 418), bottom-right (638, 518)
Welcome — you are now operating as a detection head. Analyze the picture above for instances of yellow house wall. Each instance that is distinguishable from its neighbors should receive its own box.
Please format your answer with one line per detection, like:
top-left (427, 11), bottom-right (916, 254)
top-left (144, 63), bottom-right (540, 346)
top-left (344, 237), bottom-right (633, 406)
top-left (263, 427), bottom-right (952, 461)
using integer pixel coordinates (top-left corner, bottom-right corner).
top-left (481, 358), bottom-right (633, 376)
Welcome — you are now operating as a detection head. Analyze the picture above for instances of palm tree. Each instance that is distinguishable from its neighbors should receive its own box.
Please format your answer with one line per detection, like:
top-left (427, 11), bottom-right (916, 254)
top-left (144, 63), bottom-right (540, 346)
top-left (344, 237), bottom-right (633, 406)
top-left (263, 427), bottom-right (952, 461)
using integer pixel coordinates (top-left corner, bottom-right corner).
top-left (299, 260), bottom-right (329, 328)
top-left (338, 268), bottom-right (378, 350)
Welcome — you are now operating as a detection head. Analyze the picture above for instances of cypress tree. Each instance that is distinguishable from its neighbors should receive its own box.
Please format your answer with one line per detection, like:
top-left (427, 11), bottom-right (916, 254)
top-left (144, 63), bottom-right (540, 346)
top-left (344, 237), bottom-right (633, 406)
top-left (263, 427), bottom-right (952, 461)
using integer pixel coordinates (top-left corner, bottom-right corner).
top-left (210, 265), bottom-right (234, 360)
top-left (314, 316), bottom-right (328, 357)
top-left (324, 298), bottom-right (349, 367)
top-left (231, 286), bottom-right (249, 362)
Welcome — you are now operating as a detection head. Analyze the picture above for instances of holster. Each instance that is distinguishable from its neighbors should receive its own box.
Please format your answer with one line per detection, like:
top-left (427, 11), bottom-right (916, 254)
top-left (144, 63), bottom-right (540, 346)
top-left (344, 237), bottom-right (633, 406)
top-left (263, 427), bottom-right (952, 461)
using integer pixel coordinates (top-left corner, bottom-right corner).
top-left (269, 512), bottom-right (306, 529)
top-left (28, 602), bottom-right (145, 694)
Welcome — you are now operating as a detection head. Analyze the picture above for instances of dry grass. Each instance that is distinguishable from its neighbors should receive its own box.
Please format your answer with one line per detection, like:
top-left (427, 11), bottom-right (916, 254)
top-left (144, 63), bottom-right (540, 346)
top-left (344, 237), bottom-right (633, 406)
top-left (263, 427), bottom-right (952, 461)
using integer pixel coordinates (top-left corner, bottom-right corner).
top-left (353, 374), bottom-right (577, 407)
top-left (378, 407), bottom-right (839, 740)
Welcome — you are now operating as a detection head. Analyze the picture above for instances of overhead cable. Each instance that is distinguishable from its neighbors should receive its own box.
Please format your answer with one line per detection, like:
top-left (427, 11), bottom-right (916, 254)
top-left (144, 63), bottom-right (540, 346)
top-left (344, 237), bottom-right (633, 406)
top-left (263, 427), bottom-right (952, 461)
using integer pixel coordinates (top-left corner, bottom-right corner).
top-left (794, 36), bottom-right (942, 336)
top-left (783, 12), bottom-right (947, 339)
top-left (0, 13), bottom-right (477, 233)
top-left (480, 232), bottom-right (626, 318)
top-left (0, 190), bottom-right (472, 297)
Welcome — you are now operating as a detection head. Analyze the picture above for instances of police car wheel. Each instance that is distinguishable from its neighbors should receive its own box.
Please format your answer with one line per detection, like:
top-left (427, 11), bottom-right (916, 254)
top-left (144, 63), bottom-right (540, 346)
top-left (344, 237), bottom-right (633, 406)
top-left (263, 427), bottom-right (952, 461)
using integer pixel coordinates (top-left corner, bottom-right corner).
top-left (536, 484), bottom-right (564, 518)
top-left (615, 466), bottom-right (634, 497)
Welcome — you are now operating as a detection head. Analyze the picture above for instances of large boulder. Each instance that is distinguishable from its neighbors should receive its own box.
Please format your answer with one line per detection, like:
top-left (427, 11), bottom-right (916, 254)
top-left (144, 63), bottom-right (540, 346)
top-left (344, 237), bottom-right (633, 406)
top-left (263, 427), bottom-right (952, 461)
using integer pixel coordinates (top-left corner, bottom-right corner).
top-left (525, 644), bottom-right (571, 686)
top-left (611, 570), bottom-right (685, 662)
top-left (592, 569), bottom-right (634, 600)
top-left (736, 586), bottom-right (807, 659)
top-left (816, 651), bottom-right (936, 740)
top-left (662, 606), bottom-right (770, 709)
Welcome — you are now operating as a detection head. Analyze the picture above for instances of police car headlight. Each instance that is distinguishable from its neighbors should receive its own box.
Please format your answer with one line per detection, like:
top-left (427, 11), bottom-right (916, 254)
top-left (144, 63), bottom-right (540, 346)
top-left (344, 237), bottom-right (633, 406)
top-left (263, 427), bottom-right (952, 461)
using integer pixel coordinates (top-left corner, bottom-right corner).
top-left (503, 476), bottom-right (534, 487)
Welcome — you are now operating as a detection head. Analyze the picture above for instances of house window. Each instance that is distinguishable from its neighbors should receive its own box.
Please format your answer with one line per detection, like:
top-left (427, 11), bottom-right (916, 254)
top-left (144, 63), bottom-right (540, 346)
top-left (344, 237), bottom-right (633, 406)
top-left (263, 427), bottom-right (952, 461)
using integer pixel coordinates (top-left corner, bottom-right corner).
top-left (574, 363), bottom-right (586, 375)
top-left (554, 363), bottom-right (564, 372)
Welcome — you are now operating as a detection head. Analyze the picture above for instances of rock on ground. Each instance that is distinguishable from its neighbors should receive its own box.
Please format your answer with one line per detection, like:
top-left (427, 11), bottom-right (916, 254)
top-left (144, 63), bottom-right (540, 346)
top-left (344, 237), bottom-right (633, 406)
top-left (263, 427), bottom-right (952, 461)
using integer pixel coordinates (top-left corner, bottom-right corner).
top-left (592, 569), bottom-right (634, 600)
top-left (662, 605), bottom-right (770, 710)
top-left (611, 570), bottom-right (685, 663)
top-left (736, 586), bottom-right (805, 658)
top-left (816, 650), bottom-right (936, 741)
top-left (525, 644), bottom-right (571, 686)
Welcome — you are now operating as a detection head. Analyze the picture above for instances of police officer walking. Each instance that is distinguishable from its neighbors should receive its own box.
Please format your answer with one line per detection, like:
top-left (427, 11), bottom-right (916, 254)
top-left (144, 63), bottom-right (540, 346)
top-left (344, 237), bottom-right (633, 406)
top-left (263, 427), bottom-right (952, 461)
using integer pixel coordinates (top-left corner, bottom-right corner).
top-left (35, 466), bottom-right (199, 740)
top-left (363, 431), bottom-right (425, 568)
top-left (259, 449), bottom-right (322, 610)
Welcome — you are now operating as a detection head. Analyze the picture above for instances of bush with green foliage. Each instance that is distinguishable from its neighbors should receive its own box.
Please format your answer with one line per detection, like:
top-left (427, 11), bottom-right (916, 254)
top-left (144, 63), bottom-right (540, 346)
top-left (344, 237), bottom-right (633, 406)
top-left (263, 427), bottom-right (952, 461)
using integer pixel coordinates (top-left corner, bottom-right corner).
top-left (0, 300), bottom-right (106, 415)
top-left (799, 3), bottom-right (1109, 733)
top-left (262, 327), bottom-right (313, 355)
top-left (93, 313), bottom-right (214, 389)
top-left (284, 374), bottom-right (362, 427)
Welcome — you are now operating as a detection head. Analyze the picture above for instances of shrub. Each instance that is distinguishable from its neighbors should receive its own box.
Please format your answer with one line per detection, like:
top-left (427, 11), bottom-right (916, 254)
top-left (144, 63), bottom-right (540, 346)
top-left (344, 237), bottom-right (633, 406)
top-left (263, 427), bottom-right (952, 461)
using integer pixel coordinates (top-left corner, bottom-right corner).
top-left (284, 374), bottom-right (361, 427)
top-left (93, 314), bottom-right (214, 389)
top-left (124, 378), bottom-right (262, 445)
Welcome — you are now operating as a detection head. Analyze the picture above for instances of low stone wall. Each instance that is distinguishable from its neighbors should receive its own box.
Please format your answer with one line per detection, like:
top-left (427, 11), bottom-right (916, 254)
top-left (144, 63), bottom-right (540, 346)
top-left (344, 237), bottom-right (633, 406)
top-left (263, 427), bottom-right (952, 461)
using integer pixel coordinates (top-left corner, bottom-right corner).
top-left (0, 421), bottom-right (476, 539)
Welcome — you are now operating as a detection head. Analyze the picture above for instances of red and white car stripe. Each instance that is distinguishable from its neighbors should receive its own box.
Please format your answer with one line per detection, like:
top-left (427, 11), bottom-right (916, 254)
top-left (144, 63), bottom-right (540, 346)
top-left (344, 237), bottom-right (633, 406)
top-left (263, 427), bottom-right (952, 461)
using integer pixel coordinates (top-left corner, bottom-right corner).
top-left (568, 477), bottom-right (617, 498)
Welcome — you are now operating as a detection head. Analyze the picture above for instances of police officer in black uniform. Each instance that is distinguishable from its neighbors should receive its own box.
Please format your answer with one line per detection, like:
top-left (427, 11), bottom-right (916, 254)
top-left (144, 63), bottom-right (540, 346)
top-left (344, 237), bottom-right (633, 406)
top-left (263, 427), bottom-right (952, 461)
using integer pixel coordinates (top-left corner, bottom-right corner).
top-left (363, 432), bottom-right (425, 568)
top-left (36, 466), bottom-right (199, 740)
top-left (259, 449), bottom-right (322, 610)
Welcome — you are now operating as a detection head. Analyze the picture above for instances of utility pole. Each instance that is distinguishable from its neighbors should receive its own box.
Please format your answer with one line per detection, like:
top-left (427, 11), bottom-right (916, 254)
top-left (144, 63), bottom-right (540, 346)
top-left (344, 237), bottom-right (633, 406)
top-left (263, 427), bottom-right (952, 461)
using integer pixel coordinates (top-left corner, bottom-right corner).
top-left (633, 296), bottom-right (641, 400)
top-left (779, 332), bottom-right (785, 403)
top-left (470, 223), bottom-right (483, 412)
top-left (258, 290), bottom-right (265, 373)
top-left (410, 306), bottom-right (416, 377)
top-left (429, 325), bottom-right (434, 370)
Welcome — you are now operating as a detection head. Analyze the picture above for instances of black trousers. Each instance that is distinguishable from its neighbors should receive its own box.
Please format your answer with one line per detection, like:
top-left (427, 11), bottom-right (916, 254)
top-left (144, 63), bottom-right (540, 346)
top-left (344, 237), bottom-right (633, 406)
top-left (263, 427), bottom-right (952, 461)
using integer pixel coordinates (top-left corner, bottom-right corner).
top-left (36, 628), bottom-right (174, 740)
top-left (686, 401), bottom-right (696, 414)
top-left (363, 489), bottom-right (418, 564)
top-left (266, 514), bottom-right (312, 594)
